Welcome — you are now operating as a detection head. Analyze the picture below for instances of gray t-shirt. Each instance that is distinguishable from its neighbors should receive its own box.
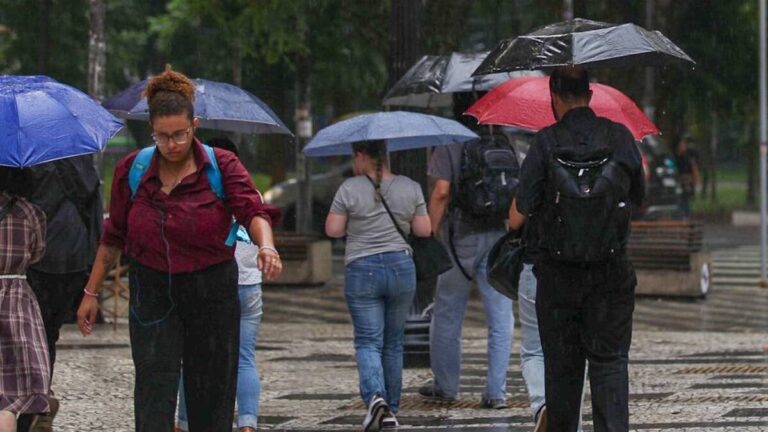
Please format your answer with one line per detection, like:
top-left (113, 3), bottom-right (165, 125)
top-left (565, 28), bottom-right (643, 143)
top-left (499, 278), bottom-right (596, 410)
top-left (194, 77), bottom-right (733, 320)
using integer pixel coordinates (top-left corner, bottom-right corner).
top-left (427, 143), bottom-right (506, 237)
top-left (331, 175), bottom-right (427, 265)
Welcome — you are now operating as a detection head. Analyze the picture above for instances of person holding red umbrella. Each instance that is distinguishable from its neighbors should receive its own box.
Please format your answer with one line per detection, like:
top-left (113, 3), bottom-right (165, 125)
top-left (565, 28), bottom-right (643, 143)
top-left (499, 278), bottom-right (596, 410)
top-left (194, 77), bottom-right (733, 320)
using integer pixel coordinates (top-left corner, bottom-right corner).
top-left (508, 66), bottom-right (644, 432)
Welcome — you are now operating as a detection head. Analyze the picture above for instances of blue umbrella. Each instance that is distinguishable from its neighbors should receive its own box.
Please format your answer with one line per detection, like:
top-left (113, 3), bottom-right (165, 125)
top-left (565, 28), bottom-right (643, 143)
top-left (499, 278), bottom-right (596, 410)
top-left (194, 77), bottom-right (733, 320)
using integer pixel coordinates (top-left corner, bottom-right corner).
top-left (0, 75), bottom-right (123, 168)
top-left (103, 78), bottom-right (292, 136)
top-left (303, 111), bottom-right (478, 157)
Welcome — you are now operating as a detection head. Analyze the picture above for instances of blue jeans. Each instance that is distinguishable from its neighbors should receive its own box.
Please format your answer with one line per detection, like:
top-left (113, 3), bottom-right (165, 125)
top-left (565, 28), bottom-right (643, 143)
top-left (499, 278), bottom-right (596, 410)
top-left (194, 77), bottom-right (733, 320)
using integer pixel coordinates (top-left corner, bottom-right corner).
top-left (345, 251), bottom-right (416, 413)
top-left (430, 230), bottom-right (513, 400)
top-left (520, 263), bottom-right (585, 429)
top-left (178, 284), bottom-right (263, 431)
top-left (518, 264), bottom-right (545, 417)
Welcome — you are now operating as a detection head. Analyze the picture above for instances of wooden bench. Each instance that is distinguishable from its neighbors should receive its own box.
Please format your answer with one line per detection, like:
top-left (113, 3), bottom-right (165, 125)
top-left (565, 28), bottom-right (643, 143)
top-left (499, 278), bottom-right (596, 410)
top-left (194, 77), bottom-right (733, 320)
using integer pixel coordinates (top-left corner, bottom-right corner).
top-left (98, 253), bottom-right (130, 330)
top-left (263, 233), bottom-right (333, 286)
top-left (627, 221), bottom-right (710, 298)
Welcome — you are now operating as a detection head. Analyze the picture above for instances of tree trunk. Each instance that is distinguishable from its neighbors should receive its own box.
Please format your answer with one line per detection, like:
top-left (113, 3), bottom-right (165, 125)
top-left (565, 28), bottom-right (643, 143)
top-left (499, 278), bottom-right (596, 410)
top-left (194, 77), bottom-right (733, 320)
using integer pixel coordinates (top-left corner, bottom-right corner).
top-left (88, 0), bottom-right (107, 180)
top-left (388, 0), bottom-right (427, 203)
top-left (232, 38), bottom-right (243, 87)
top-left (294, 53), bottom-right (313, 234)
top-left (423, 0), bottom-right (473, 54)
top-left (37, 0), bottom-right (51, 74)
top-left (387, 0), bottom-right (423, 90)
top-left (387, 0), bottom-right (435, 313)
top-left (748, 124), bottom-right (757, 206)
top-left (87, 0), bottom-right (106, 101)
top-left (709, 111), bottom-right (719, 202)
top-left (642, 0), bottom-right (656, 121)
top-left (563, 0), bottom-right (574, 20)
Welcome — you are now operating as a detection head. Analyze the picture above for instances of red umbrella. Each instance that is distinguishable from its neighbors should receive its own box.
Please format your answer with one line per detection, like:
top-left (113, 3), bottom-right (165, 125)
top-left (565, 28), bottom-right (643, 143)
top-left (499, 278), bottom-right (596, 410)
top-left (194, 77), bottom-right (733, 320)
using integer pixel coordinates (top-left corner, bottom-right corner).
top-left (465, 76), bottom-right (659, 140)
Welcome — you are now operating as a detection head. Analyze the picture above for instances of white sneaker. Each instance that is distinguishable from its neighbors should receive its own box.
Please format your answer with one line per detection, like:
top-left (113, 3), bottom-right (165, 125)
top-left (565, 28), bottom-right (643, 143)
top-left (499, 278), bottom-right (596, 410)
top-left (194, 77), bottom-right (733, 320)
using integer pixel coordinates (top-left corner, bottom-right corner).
top-left (362, 395), bottom-right (389, 432)
top-left (381, 411), bottom-right (399, 430)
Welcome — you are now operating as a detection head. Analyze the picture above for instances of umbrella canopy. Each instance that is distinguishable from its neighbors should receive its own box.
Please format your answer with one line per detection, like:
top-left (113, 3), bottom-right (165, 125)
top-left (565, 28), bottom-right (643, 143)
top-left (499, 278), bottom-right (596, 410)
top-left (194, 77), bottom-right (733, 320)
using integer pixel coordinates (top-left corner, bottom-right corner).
top-left (303, 111), bottom-right (478, 157)
top-left (0, 75), bottom-right (123, 168)
top-left (465, 76), bottom-right (659, 140)
top-left (102, 78), bottom-right (292, 136)
top-left (383, 52), bottom-right (542, 108)
top-left (473, 18), bottom-right (694, 75)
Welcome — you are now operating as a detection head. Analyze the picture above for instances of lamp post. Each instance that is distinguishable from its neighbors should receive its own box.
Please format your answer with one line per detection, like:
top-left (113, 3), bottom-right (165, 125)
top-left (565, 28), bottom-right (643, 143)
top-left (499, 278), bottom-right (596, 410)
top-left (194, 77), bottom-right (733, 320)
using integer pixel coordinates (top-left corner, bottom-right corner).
top-left (760, 0), bottom-right (767, 285)
top-left (563, 0), bottom-right (574, 20)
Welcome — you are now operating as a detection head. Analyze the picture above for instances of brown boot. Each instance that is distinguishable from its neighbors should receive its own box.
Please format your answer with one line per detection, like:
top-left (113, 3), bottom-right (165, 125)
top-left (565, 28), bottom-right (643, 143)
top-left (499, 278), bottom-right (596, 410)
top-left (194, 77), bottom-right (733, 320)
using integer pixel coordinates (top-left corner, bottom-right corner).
top-left (29, 397), bottom-right (58, 432)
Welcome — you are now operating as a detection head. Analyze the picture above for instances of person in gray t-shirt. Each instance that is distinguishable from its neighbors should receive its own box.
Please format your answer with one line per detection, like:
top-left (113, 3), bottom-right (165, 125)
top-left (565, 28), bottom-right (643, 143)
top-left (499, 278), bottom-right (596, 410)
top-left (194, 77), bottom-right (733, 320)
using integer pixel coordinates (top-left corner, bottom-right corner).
top-left (325, 140), bottom-right (431, 430)
top-left (419, 141), bottom-right (513, 409)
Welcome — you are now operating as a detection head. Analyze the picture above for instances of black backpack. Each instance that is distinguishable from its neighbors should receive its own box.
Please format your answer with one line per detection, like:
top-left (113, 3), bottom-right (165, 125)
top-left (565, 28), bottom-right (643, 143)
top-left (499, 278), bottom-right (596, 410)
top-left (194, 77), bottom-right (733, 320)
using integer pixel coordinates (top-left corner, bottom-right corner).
top-left (541, 120), bottom-right (632, 262)
top-left (453, 132), bottom-right (520, 220)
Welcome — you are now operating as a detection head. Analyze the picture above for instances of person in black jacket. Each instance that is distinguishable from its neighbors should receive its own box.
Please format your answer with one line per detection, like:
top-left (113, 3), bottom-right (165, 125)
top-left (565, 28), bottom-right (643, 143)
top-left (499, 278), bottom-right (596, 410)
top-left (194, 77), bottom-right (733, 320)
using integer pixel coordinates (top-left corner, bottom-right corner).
top-left (24, 154), bottom-right (103, 431)
top-left (509, 66), bottom-right (644, 432)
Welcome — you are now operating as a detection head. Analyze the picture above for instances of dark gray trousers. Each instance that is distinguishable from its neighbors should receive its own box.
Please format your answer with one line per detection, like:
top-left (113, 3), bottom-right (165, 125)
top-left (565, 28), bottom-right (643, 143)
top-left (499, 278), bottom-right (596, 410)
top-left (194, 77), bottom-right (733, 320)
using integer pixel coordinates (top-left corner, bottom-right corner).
top-left (535, 257), bottom-right (636, 432)
top-left (129, 260), bottom-right (239, 432)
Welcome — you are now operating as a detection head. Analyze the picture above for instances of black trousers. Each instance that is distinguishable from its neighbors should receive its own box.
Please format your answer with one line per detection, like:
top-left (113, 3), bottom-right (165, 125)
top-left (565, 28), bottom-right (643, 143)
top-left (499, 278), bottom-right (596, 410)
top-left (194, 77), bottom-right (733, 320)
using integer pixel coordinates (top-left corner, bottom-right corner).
top-left (26, 269), bottom-right (88, 378)
top-left (129, 260), bottom-right (240, 432)
top-left (535, 257), bottom-right (636, 432)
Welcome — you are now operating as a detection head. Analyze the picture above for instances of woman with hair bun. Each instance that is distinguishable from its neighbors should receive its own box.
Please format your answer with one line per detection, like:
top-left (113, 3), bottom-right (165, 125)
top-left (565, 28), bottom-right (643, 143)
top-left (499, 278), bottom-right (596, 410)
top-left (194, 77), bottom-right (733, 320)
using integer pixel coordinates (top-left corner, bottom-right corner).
top-left (76, 66), bottom-right (282, 431)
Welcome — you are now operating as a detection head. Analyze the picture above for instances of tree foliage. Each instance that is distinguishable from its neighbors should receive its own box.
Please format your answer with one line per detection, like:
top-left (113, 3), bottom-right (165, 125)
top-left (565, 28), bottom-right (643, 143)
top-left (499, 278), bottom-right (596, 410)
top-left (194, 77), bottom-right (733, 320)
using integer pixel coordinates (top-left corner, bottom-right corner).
top-left (0, 0), bottom-right (761, 195)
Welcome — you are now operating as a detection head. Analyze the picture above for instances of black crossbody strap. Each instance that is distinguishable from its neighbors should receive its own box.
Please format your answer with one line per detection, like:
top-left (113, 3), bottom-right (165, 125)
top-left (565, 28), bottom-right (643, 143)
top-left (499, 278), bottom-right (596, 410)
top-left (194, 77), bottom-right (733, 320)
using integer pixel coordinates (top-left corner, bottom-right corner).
top-left (444, 146), bottom-right (473, 280)
top-left (365, 175), bottom-right (409, 243)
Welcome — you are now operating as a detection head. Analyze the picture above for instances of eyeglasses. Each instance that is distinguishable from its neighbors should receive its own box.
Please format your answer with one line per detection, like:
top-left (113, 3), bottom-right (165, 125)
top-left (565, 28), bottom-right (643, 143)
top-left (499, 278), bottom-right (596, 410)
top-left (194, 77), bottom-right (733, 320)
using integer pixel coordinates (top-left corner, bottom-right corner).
top-left (152, 128), bottom-right (192, 145)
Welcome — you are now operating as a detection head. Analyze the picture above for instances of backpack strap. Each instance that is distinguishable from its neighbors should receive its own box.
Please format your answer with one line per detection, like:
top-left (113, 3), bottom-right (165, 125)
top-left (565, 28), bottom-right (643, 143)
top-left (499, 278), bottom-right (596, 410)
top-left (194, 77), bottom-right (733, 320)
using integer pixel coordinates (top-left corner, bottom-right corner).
top-left (128, 144), bottom-right (239, 247)
top-left (129, 146), bottom-right (156, 200)
top-left (235, 225), bottom-right (252, 244)
top-left (202, 144), bottom-right (239, 246)
top-left (202, 144), bottom-right (225, 199)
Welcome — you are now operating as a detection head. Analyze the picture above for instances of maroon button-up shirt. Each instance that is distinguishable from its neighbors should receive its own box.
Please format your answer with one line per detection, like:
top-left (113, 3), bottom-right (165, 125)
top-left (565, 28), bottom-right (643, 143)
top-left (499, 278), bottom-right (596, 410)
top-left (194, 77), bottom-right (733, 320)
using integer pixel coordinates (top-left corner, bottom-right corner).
top-left (101, 139), bottom-right (280, 273)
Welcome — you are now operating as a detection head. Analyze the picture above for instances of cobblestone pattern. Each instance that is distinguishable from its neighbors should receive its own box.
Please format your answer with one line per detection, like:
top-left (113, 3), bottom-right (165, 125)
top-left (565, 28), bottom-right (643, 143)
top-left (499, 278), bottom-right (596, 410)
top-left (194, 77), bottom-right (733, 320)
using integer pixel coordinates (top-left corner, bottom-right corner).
top-left (52, 323), bottom-right (768, 431)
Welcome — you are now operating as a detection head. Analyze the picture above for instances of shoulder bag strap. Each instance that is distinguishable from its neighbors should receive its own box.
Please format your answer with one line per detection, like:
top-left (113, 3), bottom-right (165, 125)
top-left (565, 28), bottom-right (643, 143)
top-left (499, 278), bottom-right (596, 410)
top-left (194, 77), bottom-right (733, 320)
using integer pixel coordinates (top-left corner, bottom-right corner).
top-left (364, 175), bottom-right (408, 243)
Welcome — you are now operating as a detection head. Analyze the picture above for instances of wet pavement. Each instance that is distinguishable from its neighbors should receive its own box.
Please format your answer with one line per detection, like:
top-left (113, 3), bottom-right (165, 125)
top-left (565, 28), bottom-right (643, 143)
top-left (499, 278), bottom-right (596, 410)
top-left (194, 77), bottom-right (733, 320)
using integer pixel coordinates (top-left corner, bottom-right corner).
top-left (50, 224), bottom-right (768, 431)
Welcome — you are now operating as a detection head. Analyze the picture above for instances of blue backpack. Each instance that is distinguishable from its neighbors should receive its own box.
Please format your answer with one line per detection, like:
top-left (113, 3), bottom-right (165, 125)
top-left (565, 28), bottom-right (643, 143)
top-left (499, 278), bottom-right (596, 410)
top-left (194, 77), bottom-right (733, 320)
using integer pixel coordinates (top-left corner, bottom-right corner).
top-left (128, 144), bottom-right (239, 246)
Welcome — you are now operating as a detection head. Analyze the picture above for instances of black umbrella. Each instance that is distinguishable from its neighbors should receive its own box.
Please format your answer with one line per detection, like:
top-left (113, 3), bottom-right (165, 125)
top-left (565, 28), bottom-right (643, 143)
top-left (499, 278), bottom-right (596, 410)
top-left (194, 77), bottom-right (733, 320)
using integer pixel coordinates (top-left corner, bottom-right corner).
top-left (383, 52), bottom-right (541, 108)
top-left (473, 18), bottom-right (694, 75)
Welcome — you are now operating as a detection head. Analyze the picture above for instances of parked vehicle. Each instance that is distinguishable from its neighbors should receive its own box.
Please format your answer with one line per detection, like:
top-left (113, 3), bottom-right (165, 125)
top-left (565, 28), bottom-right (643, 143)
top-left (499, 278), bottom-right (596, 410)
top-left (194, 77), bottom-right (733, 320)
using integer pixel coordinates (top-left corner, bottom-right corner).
top-left (263, 162), bottom-right (353, 233)
top-left (637, 135), bottom-right (683, 220)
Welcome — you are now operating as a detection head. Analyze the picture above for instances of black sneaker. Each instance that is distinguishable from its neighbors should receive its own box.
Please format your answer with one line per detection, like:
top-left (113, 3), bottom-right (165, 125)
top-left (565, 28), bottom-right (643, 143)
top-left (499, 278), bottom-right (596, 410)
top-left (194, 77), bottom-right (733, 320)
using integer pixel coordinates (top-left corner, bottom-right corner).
top-left (362, 395), bottom-right (389, 431)
top-left (381, 411), bottom-right (399, 430)
top-left (480, 396), bottom-right (508, 409)
top-left (417, 382), bottom-right (456, 402)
